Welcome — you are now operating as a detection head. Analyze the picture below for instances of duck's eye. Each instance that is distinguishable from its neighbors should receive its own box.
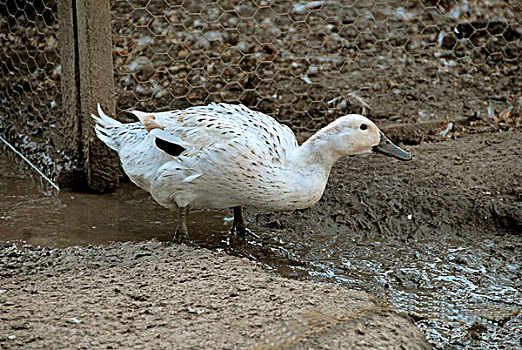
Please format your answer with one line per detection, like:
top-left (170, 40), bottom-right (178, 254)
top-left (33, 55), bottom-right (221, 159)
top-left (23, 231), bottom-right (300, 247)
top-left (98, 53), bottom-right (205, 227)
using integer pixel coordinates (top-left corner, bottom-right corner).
top-left (360, 124), bottom-right (368, 130)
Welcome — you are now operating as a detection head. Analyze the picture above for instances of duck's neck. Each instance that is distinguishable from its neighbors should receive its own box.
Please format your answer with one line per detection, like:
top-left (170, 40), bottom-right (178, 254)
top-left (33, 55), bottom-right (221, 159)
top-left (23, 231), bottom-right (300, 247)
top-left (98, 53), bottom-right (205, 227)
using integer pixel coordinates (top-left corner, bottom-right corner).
top-left (289, 127), bottom-right (342, 173)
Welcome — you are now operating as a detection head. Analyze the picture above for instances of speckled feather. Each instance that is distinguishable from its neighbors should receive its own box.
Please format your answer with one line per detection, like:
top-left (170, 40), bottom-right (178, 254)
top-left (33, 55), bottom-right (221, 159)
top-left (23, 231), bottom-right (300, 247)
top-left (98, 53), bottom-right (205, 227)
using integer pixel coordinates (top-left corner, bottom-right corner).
top-left (131, 103), bottom-right (302, 210)
top-left (92, 102), bottom-right (401, 211)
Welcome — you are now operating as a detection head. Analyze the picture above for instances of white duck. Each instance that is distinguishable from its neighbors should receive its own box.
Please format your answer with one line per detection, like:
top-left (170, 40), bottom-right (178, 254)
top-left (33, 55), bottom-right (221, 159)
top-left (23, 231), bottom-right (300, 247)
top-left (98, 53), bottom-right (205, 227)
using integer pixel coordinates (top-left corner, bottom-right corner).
top-left (92, 103), bottom-right (411, 242)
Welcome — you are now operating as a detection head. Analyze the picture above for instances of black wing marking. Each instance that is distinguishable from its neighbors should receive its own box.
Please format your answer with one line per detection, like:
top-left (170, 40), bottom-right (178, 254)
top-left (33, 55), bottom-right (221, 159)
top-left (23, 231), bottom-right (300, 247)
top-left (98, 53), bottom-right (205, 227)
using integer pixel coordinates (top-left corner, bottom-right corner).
top-left (155, 138), bottom-right (186, 157)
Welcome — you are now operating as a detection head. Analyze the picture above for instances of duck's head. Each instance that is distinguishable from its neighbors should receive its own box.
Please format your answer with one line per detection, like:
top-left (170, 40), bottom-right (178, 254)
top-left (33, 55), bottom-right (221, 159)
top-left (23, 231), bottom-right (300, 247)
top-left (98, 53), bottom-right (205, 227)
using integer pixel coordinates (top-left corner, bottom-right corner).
top-left (319, 114), bottom-right (412, 161)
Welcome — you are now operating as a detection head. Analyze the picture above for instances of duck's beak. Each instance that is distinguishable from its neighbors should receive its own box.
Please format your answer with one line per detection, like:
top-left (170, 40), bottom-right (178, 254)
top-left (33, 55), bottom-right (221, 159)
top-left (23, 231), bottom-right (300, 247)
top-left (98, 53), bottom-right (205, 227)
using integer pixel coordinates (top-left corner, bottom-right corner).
top-left (372, 131), bottom-right (412, 161)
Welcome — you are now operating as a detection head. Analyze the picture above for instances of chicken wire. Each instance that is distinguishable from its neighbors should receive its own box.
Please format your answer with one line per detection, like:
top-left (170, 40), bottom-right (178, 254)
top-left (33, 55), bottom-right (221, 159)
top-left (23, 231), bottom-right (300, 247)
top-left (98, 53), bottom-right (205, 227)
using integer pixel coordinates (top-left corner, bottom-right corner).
top-left (0, 0), bottom-right (61, 187)
top-left (0, 0), bottom-right (520, 170)
top-left (0, 0), bottom-right (60, 134)
top-left (111, 0), bottom-right (521, 134)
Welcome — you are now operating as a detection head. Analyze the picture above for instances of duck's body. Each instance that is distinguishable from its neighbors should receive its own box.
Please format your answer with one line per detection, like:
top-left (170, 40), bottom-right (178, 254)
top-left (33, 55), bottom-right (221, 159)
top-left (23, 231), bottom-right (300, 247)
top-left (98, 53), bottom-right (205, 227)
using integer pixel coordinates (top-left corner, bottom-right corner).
top-left (93, 102), bottom-right (411, 241)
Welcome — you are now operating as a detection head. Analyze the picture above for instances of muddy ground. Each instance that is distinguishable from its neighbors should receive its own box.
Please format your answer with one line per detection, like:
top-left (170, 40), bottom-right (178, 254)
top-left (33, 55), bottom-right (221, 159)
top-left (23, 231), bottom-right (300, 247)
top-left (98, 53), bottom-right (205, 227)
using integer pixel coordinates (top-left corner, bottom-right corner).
top-left (257, 128), bottom-right (521, 238)
top-left (253, 128), bottom-right (522, 349)
top-left (0, 241), bottom-right (430, 350)
top-left (1, 128), bottom-right (520, 349)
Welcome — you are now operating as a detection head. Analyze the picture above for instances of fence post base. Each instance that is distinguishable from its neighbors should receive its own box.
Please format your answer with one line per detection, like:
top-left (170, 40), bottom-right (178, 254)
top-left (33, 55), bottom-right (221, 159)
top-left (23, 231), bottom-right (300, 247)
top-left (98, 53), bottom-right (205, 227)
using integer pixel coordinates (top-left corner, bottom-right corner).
top-left (58, 0), bottom-right (119, 193)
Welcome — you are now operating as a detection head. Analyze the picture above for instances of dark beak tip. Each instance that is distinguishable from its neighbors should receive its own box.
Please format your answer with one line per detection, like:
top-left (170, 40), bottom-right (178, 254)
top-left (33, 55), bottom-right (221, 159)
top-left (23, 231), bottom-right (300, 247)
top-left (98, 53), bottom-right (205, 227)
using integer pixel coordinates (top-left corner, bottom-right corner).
top-left (372, 132), bottom-right (412, 161)
top-left (401, 153), bottom-right (413, 161)
top-left (396, 150), bottom-right (413, 161)
top-left (389, 151), bottom-right (413, 162)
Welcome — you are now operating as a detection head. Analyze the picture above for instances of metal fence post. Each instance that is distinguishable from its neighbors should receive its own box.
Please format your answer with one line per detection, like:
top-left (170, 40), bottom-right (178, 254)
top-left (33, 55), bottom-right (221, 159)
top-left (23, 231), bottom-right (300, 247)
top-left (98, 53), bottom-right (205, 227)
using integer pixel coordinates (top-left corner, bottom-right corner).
top-left (57, 0), bottom-right (119, 192)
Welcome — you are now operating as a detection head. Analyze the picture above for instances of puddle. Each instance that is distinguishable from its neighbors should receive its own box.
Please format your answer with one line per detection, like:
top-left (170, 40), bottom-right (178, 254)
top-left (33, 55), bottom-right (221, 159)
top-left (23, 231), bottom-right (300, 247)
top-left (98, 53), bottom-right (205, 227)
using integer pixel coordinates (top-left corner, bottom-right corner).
top-left (266, 230), bottom-right (522, 348)
top-left (0, 153), bottom-right (231, 247)
top-left (1, 153), bottom-right (520, 349)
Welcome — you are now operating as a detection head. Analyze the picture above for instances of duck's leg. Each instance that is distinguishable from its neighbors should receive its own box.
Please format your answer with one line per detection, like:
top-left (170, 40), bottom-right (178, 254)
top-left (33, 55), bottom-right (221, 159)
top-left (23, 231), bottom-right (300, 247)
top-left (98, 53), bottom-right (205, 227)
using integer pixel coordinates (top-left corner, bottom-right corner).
top-left (230, 206), bottom-right (249, 236)
top-left (174, 206), bottom-right (190, 243)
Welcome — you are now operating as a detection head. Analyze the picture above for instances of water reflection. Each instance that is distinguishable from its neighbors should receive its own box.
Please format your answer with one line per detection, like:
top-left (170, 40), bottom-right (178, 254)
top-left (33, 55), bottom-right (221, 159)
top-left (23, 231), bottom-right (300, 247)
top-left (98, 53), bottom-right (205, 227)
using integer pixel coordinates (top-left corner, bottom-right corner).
top-left (0, 153), bottom-right (229, 246)
top-left (266, 230), bottom-right (522, 349)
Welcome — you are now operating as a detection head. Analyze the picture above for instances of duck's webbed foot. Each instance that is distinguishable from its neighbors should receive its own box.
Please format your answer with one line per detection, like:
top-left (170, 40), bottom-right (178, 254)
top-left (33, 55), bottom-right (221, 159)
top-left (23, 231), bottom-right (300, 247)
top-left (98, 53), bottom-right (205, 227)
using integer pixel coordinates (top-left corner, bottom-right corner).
top-left (229, 206), bottom-right (259, 238)
top-left (174, 206), bottom-right (190, 243)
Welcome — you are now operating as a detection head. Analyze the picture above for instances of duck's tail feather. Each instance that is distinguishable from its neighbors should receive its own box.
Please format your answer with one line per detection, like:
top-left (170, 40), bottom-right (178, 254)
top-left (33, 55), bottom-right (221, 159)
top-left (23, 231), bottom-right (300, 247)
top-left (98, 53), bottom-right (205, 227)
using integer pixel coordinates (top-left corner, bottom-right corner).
top-left (91, 104), bottom-right (123, 152)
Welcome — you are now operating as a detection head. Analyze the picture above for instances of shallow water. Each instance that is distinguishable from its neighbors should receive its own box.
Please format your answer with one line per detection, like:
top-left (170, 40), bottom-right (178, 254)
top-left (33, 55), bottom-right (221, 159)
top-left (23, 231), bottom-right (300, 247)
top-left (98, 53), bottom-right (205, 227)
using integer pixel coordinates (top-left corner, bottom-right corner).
top-left (1, 154), bottom-right (520, 349)
top-left (0, 153), bottom-right (232, 247)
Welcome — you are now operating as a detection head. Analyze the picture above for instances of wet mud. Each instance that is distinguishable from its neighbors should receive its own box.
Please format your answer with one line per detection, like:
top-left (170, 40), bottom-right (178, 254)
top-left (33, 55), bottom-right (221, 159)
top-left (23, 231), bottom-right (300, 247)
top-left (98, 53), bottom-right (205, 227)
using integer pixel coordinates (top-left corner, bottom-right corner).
top-left (1, 129), bottom-right (521, 349)
top-left (0, 241), bottom-right (430, 350)
top-left (254, 129), bottom-right (522, 348)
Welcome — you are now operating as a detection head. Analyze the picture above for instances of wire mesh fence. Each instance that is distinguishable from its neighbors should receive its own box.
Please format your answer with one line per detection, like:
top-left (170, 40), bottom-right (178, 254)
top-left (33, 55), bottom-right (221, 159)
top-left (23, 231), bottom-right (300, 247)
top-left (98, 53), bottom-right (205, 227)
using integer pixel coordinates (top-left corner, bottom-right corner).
top-left (0, 0), bottom-right (63, 189)
top-left (0, 0), bottom-right (59, 131)
top-left (0, 0), bottom-right (521, 188)
top-left (110, 0), bottom-right (521, 135)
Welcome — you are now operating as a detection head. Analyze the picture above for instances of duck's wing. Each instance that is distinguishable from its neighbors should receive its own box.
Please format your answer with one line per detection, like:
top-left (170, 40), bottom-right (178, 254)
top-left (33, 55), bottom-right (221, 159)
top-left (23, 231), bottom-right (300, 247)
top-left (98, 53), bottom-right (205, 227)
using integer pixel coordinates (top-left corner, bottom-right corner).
top-left (131, 103), bottom-right (298, 166)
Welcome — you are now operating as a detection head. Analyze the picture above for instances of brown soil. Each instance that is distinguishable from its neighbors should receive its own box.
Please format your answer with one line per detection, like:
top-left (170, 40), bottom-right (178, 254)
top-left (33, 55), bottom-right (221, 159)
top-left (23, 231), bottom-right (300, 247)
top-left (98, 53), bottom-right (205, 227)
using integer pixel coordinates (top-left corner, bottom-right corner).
top-left (1, 129), bottom-right (520, 349)
top-left (256, 128), bottom-right (522, 238)
top-left (254, 128), bottom-right (521, 349)
top-left (0, 241), bottom-right (429, 350)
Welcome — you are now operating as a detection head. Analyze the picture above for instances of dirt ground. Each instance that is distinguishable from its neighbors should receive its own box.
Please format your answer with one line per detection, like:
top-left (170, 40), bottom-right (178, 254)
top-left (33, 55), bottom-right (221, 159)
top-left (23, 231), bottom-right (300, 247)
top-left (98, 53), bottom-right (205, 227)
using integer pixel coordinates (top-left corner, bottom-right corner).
top-left (256, 128), bottom-right (521, 349)
top-left (0, 241), bottom-right (430, 349)
top-left (1, 128), bottom-right (520, 349)
top-left (256, 127), bottom-right (521, 238)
